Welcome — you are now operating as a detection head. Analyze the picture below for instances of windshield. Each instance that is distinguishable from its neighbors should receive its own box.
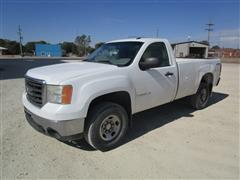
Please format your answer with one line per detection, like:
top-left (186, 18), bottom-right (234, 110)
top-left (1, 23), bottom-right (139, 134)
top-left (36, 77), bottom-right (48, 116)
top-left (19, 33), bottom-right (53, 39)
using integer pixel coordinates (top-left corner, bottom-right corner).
top-left (85, 42), bottom-right (143, 66)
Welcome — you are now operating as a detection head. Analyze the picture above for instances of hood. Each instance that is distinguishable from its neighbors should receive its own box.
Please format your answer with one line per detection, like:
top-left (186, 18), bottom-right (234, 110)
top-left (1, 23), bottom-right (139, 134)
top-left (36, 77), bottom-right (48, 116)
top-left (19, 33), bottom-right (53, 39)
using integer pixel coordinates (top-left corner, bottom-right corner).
top-left (26, 62), bottom-right (118, 84)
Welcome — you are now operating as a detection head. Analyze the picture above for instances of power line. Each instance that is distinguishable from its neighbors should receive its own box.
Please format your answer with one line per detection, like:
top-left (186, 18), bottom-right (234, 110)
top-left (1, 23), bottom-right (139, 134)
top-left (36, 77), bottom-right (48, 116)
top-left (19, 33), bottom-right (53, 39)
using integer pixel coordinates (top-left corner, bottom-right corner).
top-left (17, 25), bottom-right (23, 57)
top-left (205, 21), bottom-right (214, 46)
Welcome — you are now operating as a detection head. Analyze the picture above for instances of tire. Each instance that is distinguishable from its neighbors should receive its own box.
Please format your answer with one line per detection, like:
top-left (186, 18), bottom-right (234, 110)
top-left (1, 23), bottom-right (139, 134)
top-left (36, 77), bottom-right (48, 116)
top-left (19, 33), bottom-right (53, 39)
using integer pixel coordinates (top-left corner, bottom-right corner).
top-left (84, 102), bottom-right (129, 151)
top-left (190, 83), bottom-right (210, 110)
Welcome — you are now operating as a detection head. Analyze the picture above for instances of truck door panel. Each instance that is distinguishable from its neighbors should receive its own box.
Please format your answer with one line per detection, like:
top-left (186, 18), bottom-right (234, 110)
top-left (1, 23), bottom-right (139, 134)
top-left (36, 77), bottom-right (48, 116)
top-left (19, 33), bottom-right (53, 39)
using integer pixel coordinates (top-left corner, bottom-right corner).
top-left (135, 42), bottom-right (177, 112)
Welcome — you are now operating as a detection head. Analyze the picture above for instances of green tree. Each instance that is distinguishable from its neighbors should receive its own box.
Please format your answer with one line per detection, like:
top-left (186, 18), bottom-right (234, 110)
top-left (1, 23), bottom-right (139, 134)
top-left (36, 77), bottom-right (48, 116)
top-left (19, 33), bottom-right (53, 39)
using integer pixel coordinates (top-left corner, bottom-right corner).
top-left (25, 41), bottom-right (47, 54)
top-left (74, 34), bottom-right (91, 56)
top-left (95, 42), bottom-right (104, 49)
top-left (86, 46), bottom-right (95, 54)
top-left (0, 39), bottom-right (7, 47)
top-left (61, 42), bottom-right (78, 56)
top-left (212, 45), bottom-right (220, 49)
top-left (8, 41), bottom-right (20, 54)
top-left (0, 39), bottom-right (20, 55)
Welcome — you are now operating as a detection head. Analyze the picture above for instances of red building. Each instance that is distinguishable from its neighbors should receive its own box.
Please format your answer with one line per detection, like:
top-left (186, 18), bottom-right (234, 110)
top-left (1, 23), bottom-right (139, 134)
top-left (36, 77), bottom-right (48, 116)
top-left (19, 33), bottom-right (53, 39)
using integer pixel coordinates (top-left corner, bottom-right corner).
top-left (222, 48), bottom-right (240, 58)
top-left (208, 48), bottom-right (240, 58)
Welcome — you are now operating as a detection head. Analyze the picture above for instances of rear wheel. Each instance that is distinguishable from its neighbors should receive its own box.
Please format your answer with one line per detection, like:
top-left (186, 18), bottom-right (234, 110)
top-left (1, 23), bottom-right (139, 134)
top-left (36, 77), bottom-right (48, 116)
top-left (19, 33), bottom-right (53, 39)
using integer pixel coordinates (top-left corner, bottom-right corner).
top-left (190, 83), bottom-right (210, 110)
top-left (84, 102), bottom-right (128, 151)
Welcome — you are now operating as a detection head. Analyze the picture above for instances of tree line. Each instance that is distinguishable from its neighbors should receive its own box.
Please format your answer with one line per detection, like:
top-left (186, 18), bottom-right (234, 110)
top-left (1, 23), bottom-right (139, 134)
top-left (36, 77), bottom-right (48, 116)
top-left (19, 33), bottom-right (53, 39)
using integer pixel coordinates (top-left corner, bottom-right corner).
top-left (0, 34), bottom-right (104, 57)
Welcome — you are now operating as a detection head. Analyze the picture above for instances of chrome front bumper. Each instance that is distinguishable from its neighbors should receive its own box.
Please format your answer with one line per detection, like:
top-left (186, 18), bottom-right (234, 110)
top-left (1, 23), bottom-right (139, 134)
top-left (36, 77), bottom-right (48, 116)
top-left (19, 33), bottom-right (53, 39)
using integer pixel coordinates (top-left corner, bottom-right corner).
top-left (24, 108), bottom-right (84, 141)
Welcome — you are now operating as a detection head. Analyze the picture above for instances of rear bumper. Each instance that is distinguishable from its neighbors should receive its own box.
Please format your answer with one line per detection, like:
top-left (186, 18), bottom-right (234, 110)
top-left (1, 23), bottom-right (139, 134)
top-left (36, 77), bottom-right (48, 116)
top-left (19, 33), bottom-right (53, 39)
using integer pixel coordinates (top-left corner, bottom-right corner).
top-left (24, 108), bottom-right (84, 141)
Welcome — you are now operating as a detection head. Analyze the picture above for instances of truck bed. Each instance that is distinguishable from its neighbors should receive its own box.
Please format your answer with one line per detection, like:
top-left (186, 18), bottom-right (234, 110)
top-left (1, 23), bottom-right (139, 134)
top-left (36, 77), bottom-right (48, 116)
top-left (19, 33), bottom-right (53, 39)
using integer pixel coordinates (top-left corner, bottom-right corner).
top-left (175, 58), bottom-right (221, 100)
top-left (176, 58), bottom-right (219, 63)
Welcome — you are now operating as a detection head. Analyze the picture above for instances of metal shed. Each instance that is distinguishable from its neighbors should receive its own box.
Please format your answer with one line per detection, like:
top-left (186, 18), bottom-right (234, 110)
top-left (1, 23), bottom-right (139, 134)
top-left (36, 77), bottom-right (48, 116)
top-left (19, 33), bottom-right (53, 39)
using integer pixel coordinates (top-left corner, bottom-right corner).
top-left (35, 44), bottom-right (62, 57)
top-left (172, 41), bottom-right (209, 58)
top-left (0, 46), bottom-right (7, 55)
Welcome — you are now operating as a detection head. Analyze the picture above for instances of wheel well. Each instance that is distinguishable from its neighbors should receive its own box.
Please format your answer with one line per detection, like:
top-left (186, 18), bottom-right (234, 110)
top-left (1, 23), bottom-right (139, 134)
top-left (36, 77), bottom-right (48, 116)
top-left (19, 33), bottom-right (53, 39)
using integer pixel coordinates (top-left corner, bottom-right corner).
top-left (87, 91), bottom-right (132, 120)
top-left (200, 73), bottom-right (213, 93)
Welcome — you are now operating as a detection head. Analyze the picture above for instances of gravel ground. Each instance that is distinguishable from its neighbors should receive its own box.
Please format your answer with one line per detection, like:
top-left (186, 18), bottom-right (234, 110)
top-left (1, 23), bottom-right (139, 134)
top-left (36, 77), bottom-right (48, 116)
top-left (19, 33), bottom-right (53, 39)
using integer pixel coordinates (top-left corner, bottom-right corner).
top-left (0, 60), bottom-right (239, 179)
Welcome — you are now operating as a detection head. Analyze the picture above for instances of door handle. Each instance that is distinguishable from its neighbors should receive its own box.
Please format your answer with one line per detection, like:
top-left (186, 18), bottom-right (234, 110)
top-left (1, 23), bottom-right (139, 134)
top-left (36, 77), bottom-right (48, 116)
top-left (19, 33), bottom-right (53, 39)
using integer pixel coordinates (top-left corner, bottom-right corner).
top-left (165, 72), bottom-right (174, 77)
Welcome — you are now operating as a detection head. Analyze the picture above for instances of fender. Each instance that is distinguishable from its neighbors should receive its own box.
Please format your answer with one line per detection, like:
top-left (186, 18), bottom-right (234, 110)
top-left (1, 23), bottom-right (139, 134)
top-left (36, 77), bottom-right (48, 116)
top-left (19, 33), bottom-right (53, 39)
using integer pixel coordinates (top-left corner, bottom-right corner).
top-left (194, 63), bottom-right (214, 93)
top-left (76, 75), bottom-right (136, 118)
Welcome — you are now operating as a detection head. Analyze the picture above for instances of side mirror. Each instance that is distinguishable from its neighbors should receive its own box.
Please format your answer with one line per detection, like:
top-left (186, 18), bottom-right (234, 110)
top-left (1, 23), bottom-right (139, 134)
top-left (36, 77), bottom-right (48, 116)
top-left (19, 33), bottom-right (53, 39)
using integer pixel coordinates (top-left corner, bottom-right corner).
top-left (139, 57), bottom-right (160, 70)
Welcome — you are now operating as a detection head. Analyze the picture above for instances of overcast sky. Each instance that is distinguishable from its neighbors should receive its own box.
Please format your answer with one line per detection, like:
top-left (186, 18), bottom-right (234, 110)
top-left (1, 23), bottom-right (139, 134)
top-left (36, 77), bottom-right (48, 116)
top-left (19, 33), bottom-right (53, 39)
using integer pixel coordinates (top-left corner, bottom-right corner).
top-left (1, 0), bottom-right (239, 48)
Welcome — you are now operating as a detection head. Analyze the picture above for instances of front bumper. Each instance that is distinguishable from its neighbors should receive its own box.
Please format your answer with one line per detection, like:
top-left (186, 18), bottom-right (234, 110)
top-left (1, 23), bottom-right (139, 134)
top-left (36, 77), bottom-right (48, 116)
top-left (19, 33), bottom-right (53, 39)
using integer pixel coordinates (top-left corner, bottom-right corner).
top-left (24, 108), bottom-right (84, 141)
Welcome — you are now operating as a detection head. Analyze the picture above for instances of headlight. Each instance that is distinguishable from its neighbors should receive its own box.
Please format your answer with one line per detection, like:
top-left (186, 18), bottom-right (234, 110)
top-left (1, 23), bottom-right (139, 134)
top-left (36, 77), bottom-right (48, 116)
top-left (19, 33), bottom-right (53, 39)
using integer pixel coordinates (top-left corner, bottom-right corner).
top-left (47, 85), bottom-right (73, 104)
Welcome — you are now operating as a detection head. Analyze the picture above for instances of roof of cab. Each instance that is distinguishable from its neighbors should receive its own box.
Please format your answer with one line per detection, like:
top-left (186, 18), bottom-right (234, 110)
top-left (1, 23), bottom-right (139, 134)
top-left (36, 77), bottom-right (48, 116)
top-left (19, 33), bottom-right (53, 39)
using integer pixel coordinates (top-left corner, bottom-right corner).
top-left (107, 38), bottom-right (167, 44)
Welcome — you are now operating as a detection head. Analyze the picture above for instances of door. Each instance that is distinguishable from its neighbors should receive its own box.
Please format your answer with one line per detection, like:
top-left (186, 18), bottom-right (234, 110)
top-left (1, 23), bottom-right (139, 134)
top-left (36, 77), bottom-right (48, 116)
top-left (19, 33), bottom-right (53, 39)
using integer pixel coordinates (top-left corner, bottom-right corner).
top-left (135, 42), bottom-right (178, 112)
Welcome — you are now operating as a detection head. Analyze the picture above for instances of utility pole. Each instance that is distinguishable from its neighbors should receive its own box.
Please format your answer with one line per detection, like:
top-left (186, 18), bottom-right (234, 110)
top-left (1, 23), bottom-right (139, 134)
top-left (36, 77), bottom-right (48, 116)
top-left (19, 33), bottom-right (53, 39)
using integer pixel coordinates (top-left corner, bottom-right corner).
top-left (237, 33), bottom-right (239, 49)
top-left (219, 32), bottom-right (222, 58)
top-left (187, 36), bottom-right (191, 57)
top-left (84, 41), bottom-right (86, 56)
top-left (156, 28), bottom-right (159, 38)
top-left (17, 25), bottom-right (23, 57)
top-left (205, 21), bottom-right (214, 46)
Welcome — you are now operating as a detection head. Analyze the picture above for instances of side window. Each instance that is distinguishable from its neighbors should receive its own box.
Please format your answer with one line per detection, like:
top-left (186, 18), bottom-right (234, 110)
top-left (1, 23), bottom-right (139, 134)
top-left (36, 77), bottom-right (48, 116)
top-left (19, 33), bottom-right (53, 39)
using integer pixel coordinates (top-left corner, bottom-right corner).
top-left (140, 42), bottom-right (170, 67)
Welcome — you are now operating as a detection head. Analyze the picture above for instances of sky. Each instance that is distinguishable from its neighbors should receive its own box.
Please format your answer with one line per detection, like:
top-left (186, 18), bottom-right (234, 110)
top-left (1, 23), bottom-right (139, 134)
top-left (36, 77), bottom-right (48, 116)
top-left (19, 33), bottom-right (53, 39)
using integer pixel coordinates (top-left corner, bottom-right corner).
top-left (1, 0), bottom-right (239, 48)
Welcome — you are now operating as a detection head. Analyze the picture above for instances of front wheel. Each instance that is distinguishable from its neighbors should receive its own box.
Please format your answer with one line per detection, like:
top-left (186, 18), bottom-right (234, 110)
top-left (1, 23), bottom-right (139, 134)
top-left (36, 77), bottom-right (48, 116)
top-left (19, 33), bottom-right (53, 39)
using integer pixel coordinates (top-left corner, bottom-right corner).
top-left (84, 102), bottom-right (129, 151)
top-left (190, 83), bottom-right (210, 110)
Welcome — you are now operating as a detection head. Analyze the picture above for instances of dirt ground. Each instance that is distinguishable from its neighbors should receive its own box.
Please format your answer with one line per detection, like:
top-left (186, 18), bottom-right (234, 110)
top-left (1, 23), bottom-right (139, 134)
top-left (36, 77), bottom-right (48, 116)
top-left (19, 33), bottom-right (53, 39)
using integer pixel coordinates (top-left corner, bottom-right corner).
top-left (0, 59), bottom-right (239, 179)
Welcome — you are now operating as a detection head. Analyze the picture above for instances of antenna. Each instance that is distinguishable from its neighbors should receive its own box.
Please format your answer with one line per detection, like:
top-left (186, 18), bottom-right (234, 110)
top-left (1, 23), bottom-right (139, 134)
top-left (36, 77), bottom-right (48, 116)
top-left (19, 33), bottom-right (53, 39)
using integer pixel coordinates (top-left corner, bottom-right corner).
top-left (17, 25), bottom-right (23, 57)
top-left (205, 21), bottom-right (214, 46)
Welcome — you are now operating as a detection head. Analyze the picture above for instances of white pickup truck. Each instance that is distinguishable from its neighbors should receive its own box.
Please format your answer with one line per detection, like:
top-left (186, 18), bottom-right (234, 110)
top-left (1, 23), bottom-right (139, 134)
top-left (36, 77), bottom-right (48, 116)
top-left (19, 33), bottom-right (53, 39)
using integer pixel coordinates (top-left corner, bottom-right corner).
top-left (23, 38), bottom-right (221, 151)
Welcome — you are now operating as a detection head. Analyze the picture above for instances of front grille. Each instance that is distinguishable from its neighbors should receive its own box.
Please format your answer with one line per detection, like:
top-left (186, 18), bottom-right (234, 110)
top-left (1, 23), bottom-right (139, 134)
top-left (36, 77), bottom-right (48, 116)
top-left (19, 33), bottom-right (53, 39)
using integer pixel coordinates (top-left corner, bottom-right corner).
top-left (25, 76), bottom-right (45, 107)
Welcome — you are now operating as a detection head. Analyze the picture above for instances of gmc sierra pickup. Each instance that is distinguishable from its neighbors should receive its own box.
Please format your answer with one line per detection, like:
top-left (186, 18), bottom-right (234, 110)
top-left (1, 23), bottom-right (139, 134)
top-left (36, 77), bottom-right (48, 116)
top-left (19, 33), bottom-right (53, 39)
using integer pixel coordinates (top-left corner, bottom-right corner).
top-left (23, 38), bottom-right (221, 151)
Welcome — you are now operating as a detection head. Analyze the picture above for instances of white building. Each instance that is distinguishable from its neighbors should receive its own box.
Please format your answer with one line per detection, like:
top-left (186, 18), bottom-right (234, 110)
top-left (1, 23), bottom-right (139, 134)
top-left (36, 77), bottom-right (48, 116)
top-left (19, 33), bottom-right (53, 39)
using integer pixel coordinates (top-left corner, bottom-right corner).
top-left (0, 46), bottom-right (7, 55)
top-left (172, 41), bottom-right (209, 58)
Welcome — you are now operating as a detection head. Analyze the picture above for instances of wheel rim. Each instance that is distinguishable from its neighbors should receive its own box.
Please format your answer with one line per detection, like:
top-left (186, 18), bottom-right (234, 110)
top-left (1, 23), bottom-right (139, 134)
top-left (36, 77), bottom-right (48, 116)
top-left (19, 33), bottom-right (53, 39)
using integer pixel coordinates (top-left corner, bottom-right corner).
top-left (199, 88), bottom-right (208, 105)
top-left (99, 115), bottom-right (121, 141)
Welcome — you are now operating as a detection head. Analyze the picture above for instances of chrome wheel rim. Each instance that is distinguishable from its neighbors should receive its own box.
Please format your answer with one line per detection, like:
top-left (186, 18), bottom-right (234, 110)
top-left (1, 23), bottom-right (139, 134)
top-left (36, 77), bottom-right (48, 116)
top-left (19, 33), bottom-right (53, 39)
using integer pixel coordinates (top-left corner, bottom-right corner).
top-left (99, 115), bottom-right (121, 141)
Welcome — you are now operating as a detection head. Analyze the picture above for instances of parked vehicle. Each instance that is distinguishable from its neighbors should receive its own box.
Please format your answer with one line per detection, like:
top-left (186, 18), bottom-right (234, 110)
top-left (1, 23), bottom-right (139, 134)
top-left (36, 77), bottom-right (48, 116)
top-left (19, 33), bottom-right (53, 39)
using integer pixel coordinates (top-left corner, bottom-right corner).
top-left (23, 38), bottom-right (221, 151)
